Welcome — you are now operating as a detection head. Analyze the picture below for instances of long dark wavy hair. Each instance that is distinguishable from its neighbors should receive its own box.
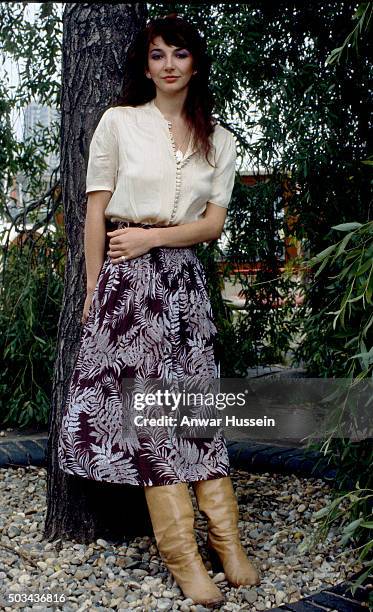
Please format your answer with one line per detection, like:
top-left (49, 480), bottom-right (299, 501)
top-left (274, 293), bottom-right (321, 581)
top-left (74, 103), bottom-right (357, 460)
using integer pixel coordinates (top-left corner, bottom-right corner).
top-left (112, 13), bottom-right (217, 167)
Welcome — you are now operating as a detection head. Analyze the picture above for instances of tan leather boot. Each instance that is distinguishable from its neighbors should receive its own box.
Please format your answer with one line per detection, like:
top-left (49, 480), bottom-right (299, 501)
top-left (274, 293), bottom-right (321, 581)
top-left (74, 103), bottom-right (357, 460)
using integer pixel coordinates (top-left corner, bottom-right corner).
top-left (193, 476), bottom-right (261, 587)
top-left (144, 482), bottom-right (225, 608)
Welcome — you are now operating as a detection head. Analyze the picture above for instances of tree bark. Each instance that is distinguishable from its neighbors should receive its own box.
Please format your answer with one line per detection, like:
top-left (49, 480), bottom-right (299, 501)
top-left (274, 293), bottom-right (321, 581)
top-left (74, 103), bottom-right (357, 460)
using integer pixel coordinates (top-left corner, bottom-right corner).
top-left (44, 3), bottom-right (153, 545)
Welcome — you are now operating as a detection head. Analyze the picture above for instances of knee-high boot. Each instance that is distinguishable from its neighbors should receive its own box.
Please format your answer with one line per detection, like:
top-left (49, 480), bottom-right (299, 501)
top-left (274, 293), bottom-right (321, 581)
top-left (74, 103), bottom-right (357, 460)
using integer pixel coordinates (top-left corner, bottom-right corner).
top-left (193, 476), bottom-right (261, 587)
top-left (144, 482), bottom-right (225, 608)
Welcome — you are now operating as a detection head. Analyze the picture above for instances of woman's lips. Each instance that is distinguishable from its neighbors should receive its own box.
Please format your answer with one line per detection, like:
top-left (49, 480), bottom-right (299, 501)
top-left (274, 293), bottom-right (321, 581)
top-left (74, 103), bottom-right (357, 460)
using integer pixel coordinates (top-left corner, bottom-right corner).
top-left (163, 76), bottom-right (179, 81)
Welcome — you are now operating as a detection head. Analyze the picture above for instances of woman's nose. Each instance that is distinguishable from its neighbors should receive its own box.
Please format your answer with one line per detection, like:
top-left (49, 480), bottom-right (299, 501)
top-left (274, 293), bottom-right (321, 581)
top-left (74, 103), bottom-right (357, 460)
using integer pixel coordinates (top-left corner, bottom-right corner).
top-left (164, 56), bottom-right (175, 69)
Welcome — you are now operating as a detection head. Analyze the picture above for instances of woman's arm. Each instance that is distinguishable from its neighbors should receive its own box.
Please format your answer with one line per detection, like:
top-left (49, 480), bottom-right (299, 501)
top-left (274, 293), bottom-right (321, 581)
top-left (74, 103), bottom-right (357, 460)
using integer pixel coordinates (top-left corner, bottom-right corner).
top-left (151, 202), bottom-right (228, 248)
top-left (84, 191), bottom-right (111, 291)
top-left (106, 202), bottom-right (228, 262)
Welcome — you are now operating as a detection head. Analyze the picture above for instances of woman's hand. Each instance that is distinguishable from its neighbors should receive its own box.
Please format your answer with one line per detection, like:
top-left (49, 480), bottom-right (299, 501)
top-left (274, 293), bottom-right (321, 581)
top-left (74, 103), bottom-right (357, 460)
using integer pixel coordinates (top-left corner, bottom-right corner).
top-left (106, 227), bottom-right (156, 263)
top-left (81, 288), bottom-right (95, 325)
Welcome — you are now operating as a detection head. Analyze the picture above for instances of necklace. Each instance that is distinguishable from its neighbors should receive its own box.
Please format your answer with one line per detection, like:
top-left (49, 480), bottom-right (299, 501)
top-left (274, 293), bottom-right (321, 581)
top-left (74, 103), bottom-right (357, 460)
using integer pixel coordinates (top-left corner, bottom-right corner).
top-left (152, 100), bottom-right (190, 161)
top-left (173, 128), bottom-right (191, 162)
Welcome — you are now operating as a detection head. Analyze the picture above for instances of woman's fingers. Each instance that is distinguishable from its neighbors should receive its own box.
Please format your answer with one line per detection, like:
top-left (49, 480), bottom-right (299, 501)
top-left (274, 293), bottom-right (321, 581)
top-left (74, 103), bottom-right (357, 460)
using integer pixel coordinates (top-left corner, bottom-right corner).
top-left (106, 228), bottom-right (128, 240)
top-left (107, 254), bottom-right (129, 263)
top-left (81, 292), bottom-right (94, 323)
top-left (107, 248), bottom-right (128, 257)
top-left (108, 253), bottom-right (130, 263)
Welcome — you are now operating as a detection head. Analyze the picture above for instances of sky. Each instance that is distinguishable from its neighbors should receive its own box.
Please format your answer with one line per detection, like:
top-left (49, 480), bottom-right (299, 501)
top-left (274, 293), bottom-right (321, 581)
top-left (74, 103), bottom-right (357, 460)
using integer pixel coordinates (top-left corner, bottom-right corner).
top-left (2, 2), bottom-right (63, 140)
top-left (2, 3), bottom-right (36, 139)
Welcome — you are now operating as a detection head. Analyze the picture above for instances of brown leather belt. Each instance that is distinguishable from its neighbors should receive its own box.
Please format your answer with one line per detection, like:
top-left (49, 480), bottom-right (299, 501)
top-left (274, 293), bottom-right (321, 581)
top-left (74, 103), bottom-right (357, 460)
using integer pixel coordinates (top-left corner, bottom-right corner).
top-left (105, 220), bottom-right (161, 252)
top-left (106, 219), bottom-right (162, 230)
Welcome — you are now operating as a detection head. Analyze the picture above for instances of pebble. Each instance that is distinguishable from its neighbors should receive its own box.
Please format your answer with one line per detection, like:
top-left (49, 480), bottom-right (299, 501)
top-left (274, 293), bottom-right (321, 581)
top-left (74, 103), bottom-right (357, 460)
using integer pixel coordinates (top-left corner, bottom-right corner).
top-left (0, 465), bottom-right (364, 611)
top-left (157, 598), bottom-right (172, 610)
top-left (243, 588), bottom-right (258, 603)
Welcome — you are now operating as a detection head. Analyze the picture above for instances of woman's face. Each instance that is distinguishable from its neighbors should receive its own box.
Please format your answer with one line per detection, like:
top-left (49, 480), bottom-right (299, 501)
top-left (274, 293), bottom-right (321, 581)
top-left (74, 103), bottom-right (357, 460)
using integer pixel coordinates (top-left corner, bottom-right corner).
top-left (146, 35), bottom-right (196, 95)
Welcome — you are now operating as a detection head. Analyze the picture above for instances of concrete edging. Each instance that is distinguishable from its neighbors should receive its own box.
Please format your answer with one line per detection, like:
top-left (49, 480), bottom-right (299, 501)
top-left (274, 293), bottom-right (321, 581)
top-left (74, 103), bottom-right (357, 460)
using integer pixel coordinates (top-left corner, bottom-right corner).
top-left (0, 437), bottom-right (47, 468)
top-left (0, 436), bottom-right (341, 484)
top-left (226, 439), bottom-right (341, 484)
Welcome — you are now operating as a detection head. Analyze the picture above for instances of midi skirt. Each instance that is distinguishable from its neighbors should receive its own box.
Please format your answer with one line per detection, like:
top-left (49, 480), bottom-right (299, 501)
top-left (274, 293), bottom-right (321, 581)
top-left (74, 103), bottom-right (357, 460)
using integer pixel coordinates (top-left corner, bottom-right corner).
top-left (57, 220), bottom-right (230, 486)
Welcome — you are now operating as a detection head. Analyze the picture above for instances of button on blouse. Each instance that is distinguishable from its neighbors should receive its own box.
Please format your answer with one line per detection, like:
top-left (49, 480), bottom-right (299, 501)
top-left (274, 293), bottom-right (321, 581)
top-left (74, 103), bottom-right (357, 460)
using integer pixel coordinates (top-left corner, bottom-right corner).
top-left (85, 98), bottom-right (237, 226)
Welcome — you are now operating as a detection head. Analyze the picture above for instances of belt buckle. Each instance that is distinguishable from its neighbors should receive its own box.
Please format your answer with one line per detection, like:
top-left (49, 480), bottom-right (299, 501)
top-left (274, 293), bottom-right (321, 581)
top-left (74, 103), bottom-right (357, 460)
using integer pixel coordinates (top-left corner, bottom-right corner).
top-left (110, 217), bottom-right (130, 227)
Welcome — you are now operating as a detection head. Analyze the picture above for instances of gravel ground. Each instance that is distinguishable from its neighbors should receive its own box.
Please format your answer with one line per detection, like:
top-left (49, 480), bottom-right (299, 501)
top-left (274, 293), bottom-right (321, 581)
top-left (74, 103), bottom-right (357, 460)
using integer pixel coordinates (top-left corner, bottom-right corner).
top-left (0, 465), bottom-right (364, 611)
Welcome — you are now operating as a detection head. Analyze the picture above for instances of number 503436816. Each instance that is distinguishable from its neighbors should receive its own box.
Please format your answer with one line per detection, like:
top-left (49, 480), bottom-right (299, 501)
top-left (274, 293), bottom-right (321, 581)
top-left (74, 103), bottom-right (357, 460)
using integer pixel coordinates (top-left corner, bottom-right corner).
top-left (7, 592), bottom-right (66, 604)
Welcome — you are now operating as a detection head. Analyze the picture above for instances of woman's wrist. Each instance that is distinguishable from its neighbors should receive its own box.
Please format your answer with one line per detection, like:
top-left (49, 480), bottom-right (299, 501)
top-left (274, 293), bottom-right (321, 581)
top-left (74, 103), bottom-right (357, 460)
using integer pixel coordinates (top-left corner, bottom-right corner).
top-left (146, 220), bottom-right (215, 249)
top-left (149, 227), bottom-right (162, 248)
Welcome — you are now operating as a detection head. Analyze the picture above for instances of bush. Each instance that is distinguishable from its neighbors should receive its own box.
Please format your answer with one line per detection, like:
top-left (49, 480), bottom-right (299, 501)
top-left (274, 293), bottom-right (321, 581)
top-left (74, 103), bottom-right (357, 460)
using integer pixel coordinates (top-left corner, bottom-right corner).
top-left (0, 219), bottom-right (65, 427)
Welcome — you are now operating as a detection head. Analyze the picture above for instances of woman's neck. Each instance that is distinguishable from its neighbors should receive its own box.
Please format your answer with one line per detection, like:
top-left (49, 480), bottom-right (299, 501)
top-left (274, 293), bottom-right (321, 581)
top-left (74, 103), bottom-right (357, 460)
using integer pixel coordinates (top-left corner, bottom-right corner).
top-left (153, 91), bottom-right (187, 122)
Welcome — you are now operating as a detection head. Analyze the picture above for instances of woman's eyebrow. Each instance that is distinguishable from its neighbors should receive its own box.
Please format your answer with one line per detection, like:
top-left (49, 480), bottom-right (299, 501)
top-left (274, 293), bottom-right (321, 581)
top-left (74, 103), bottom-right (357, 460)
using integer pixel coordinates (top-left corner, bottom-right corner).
top-left (150, 47), bottom-right (187, 52)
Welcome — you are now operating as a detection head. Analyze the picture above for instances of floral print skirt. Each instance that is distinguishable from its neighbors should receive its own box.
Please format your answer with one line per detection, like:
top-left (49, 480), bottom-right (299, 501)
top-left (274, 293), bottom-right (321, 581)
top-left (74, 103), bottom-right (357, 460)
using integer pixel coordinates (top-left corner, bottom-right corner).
top-left (57, 221), bottom-right (230, 486)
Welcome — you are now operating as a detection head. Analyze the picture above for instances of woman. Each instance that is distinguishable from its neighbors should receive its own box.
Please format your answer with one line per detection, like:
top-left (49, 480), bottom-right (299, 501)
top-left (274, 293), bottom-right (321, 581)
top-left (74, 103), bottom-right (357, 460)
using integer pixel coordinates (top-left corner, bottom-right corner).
top-left (58, 13), bottom-right (260, 608)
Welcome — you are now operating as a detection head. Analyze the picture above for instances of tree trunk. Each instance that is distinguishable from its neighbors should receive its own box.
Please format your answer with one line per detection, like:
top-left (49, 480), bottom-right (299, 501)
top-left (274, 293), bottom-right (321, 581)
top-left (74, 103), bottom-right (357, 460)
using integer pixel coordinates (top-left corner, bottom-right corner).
top-left (44, 3), bottom-right (153, 545)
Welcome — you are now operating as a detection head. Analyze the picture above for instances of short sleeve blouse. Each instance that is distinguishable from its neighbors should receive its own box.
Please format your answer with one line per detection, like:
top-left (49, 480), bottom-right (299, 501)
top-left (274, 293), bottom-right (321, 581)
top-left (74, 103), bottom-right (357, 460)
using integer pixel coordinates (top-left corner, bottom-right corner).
top-left (85, 98), bottom-right (237, 226)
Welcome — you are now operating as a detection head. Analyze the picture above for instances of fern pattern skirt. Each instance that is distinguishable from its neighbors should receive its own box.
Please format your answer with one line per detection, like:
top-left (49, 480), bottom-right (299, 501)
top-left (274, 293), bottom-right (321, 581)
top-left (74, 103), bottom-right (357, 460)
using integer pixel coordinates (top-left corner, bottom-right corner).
top-left (57, 221), bottom-right (230, 486)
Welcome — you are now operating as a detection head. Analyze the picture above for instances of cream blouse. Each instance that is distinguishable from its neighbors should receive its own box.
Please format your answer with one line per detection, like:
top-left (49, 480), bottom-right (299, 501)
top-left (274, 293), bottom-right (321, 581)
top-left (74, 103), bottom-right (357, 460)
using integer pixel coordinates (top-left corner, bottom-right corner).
top-left (85, 97), bottom-right (237, 226)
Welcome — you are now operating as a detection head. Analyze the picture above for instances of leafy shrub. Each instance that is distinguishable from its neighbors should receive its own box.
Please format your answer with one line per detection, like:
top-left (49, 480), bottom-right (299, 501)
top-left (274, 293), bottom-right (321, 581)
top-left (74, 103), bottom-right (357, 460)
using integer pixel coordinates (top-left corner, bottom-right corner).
top-left (297, 220), bottom-right (373, 589)
top-left (0, 219), bottom-right (65, 427)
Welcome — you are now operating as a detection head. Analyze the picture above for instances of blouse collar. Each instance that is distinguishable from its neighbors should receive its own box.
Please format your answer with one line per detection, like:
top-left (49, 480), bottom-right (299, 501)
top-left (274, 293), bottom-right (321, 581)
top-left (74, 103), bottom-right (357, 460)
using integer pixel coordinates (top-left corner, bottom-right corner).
top-left (147, 98), bottom-right (171, 126)
top-left (146, 98), bottom-right (197, 159)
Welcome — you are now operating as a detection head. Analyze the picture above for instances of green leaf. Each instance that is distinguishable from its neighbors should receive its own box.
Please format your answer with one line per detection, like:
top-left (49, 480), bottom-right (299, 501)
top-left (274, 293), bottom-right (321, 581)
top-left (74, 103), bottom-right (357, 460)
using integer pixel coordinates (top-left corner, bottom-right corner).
top-left (347, 294), bottom-right (364, 303)
top-left (311, 244), bottom-right (337, 262)
top-left (313, 506), bottom-right (330, 519)
top-left (362, 313), bottom-right (373, 338)
top-left (326, 46), bottom-right (343, 64)
top-left (331, 222), bottom-right (363, 232)
top-left (335, 232), bottom-right (355, 257)
top-left (356, 260), bottom-right (373, 276)
top-left (342, 517), bottom-right (364, 532)
top-left (350, 566), bottom-right (373, 591)
top-left (358, 539), bottom-right (373, 561)
top-left (340, 532), bottom-right (353, 546)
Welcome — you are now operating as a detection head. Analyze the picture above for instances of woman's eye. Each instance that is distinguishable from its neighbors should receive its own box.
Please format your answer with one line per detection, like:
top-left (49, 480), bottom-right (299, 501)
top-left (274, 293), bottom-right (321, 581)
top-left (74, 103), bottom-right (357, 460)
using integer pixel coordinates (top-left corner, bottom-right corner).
top-left (150, 53), bottom-right (189, 60)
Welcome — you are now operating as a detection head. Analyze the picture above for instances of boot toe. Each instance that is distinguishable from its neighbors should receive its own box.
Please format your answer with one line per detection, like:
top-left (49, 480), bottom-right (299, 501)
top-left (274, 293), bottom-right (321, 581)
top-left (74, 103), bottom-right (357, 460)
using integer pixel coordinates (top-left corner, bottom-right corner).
top-left (227, 558), bottom-right (261, 587)
top-left (204, 596), bottom-right (226, 609)
top-left (208, 539), bottom-right (261, 587)
top-left (229, 567), bottom-right (261, 587)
